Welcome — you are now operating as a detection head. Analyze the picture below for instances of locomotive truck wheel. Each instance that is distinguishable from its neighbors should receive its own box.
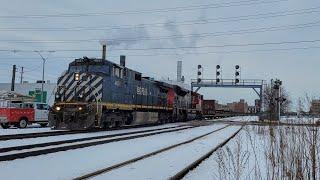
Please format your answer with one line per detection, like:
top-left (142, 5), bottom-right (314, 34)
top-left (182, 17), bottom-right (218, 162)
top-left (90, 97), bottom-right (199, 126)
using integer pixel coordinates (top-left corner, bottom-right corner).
top-left (18, 118), bottom-right (28, 128)
top-left (0, 123), bottom-right (9, 129)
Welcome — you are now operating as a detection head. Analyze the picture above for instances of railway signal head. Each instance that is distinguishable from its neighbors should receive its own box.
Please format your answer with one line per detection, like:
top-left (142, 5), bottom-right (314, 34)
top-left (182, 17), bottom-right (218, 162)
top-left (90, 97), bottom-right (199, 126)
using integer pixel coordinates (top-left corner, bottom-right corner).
top-left (198, 65), bottom-right (202, 69)
top-left (198, 71), bottom-right (202, 76)
top-left (216, 65), bottom-right (220, 69)
top-left (234, 65), bottom-right (240, 84)
top-left (216, 71), bottom-right (220, 76)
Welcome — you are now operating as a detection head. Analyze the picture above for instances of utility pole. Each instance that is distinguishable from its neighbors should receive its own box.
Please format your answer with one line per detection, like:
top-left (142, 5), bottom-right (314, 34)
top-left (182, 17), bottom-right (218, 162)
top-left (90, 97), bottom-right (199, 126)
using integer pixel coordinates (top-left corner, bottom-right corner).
top-left (11, 65), bottom-right (16, 91)
top-left (34, 50), bottom-right (56, 103)
top-left (34, 51), bottom-right (46, 103)
top-left (20, 66), bottom-right (24, 84)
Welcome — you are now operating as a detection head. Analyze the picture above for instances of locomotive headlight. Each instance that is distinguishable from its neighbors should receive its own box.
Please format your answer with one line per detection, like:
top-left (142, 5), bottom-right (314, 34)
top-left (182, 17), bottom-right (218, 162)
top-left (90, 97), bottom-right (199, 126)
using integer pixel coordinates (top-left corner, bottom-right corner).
top-left (55, 106), bottom-right (61, 111)
top-left (78, 107), bottom-right (83, 111)
top-left (74, 73), bottom-right (80, 81)
top-left (55, 94), bottom-right (60, 99)
top-left (78, 93), bottom-right (83, 98)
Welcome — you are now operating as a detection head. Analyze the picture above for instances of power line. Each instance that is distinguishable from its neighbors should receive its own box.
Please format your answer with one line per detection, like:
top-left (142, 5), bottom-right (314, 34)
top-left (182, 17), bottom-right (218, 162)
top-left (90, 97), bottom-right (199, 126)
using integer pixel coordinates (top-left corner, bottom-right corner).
top-left (1, 45), bottom-right (320, 61)
top-left (0, 20), bottom-right (319, 47)
top-left (1, 38), bottom-right (320, 53)
top-left (5, 39), bottom-right (320, 53)
top-left (0, 6), bottom-right (318, 32)
top-left (0, 0), bottom-right (288, 19)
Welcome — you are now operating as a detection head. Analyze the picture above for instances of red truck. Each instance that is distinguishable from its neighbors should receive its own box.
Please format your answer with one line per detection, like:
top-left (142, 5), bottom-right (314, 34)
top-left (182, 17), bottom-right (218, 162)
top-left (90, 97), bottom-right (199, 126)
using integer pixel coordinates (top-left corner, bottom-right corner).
top-left (0, 97), bottom-right (49, 129)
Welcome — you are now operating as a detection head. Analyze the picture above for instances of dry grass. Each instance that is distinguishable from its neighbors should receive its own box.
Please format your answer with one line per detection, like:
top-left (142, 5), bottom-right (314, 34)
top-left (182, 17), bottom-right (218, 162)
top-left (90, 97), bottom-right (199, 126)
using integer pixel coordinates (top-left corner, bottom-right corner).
top-left (214, 118), bottom-right (320, 180)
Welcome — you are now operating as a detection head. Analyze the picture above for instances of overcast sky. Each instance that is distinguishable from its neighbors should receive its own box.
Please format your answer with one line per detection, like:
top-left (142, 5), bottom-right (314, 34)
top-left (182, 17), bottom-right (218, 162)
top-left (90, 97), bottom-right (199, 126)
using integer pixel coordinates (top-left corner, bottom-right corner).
top-left (0, 0), bottom-right (319, 107)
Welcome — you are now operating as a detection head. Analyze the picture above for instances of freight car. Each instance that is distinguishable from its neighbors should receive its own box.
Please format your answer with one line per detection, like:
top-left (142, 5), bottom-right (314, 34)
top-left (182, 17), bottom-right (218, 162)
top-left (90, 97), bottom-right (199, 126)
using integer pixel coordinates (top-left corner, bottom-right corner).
top-left (202, 100), bottom-right (216, 118)
top-left (49, 54), bottom-right (202, 130)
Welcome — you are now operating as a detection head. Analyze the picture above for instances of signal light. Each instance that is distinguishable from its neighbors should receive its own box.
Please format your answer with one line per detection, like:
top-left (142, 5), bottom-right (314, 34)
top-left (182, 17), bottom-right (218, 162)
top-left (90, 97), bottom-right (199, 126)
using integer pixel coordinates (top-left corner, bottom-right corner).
top-left (235, 72), bottom-right (240, 76)
top-left (197, 78), bottom-right (201, 83)
top-left (235, 65), bottom-right (240, 69)
top-left (74, 73), bottom-right (80, 81)
top-left (216, 65), bottom-right (222, 82)
top-left (198, 71), bottom-right (202, 76)
top-left (235, 79), bottom-right (240, 84)
top-left (198, 65), bottom-right (202, 69)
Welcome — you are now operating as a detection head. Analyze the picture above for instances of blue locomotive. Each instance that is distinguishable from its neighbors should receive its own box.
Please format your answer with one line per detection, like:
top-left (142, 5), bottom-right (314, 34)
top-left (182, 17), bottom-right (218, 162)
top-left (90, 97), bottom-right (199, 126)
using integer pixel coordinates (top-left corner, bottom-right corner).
top-left (49, 50), bottom-right (203, 130)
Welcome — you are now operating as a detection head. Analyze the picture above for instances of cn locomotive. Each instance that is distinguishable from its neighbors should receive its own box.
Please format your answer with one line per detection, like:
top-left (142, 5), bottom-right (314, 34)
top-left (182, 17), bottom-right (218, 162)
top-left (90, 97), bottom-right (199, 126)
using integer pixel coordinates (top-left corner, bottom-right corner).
top-left (49, 52), bottom-right (203, 130)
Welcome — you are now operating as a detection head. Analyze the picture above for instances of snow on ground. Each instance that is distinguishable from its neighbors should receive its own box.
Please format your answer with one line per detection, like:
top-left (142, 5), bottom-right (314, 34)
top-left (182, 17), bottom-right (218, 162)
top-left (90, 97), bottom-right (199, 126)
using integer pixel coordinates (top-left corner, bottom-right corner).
top-left (210, 116), bottom-right (258, 122)
top-left (281, 116), bottom-right (320, 124)
top-left (93, 126), bottom-right (241, 180)
top-left (0, 126), bottom-right (55, 135)
top-left (0, 123), bottom-right (186, 148)
top-left (184, 125), bottom-right (266, 180)
top-left (185, 122), bottom-right (320, 180)
top-left (0, 126), bottom-right (191, 156)
top-left (0, 124), bottom-right (227, 180)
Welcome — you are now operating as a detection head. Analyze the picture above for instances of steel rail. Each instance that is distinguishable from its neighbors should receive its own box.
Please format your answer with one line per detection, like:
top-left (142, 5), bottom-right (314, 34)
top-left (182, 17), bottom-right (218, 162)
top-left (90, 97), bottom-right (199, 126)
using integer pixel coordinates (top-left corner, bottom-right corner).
top-left (74, 125), bottom-right (230, 180)
top-left (169, 126), bottom-right (243, 180)
top-left (0, 126), bottom-right (195, 162)
top-left (0, 123), bottom-right (174, 141)
top-left (0, 125), bottom-right (187, 153)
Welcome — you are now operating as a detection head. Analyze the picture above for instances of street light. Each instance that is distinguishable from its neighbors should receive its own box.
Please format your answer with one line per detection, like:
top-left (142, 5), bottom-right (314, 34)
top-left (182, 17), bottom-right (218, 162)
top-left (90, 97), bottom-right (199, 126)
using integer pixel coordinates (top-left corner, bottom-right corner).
top-left (34, 50), bottom-right (55, 103)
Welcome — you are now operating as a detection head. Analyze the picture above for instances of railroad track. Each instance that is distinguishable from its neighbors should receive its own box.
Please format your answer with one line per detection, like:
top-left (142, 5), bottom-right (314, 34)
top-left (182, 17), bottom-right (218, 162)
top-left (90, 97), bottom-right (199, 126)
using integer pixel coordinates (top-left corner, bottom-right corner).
top-left (0, 123), bottom-right (179, 141)
top-left (74, 125), bottom-right (236, 180)
top-left (212, 120), bottom-right (320, 127)
top-left (0, 125), bottom-right (194, 162)
top-left (170, 127), bottom-right (243, 180)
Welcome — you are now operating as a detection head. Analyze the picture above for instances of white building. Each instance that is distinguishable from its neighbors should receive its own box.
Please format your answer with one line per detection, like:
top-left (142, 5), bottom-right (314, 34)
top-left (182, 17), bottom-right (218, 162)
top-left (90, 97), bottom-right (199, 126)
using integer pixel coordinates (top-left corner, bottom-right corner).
top-left (0, 82), bottom-right (57, 105)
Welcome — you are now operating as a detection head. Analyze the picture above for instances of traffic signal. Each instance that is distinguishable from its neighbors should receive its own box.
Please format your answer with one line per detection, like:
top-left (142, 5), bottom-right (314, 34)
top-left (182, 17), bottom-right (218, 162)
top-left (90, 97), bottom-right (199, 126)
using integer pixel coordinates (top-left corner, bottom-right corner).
top-left (216, 65), bottom-right (221, 84)
top-left (235, 65), bottom-right (240, 84)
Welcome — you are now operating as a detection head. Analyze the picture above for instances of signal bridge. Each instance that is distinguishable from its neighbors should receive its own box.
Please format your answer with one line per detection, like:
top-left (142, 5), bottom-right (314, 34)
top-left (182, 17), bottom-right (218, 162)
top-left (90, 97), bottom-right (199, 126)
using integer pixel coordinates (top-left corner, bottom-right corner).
top-left (191, 78), bottom-right (265, 112)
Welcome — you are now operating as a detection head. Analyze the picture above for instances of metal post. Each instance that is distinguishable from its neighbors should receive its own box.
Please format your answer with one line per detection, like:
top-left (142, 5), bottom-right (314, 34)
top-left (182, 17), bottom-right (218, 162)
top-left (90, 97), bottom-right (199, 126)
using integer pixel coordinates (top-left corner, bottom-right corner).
top-left (35, 51), bottom-right (46, 103)
top-left (42, 58), bottom-right (45, 103)
top-left (259, 85), bottom-right (263, 112)
top-left (11, 65), bottom-right (16, 91)
top-left (20, 67), bottom-right (24, 84)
